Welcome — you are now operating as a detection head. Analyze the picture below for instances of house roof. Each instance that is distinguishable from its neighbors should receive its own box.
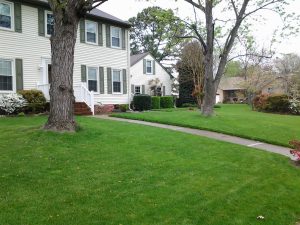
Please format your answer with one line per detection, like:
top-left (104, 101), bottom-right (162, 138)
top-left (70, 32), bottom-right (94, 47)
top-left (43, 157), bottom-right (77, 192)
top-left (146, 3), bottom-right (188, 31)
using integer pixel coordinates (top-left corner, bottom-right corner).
top-left (218, 77), bottom-right (245, 91)
top-left (130, 52), bottom-right (174, 79)
top-left (24, 0), bottom-right (131, 28)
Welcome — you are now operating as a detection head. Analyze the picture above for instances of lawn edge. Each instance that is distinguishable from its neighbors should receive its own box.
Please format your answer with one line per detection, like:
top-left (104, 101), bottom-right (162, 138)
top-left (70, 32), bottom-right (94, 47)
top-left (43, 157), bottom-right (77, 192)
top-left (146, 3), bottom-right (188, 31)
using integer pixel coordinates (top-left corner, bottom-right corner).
top-left (110, 113), bottom-right (291, 148)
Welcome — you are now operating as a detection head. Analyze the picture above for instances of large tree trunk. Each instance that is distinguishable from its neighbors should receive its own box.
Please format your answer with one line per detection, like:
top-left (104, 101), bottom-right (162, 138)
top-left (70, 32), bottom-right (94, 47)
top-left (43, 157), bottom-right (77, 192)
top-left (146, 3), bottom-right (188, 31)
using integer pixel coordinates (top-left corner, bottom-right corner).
top-left (44, 11), bottom-right (79, 132)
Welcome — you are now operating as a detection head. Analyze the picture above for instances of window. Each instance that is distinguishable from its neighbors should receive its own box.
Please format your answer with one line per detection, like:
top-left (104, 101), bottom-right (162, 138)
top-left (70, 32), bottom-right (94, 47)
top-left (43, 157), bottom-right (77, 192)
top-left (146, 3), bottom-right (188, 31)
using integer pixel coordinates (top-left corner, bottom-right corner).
top-left (86, 20), bottom-right (97, 44)
top-left (0, 1), bottom-right (13, 30)
top-left (0, 59), bottom-right (13, 91)
top-left (146, 60), bottom-right (153, 74)
top-left (134, 86), bottom-right (141, 95)
top-left (45, 11), bottom-right (54, 36)
top-left (112, 69), bottom-right (122, 93)
top-left (111, 26), bottom-right (121, 48)
top-left (87, 67), bottom-right (98, 92)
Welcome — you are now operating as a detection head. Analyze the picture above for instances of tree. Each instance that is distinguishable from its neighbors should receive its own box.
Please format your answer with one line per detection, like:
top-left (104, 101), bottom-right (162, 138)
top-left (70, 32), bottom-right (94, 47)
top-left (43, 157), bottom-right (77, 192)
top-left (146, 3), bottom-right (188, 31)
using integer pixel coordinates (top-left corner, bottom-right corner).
top-left (178, 0), bottom-right (297, 116)
top-left (129, 7), bottom-right (186, 62)
top-left (44, 0), bottom-right (108, 132)
top-left (180, 41), bottom-right (205, 108)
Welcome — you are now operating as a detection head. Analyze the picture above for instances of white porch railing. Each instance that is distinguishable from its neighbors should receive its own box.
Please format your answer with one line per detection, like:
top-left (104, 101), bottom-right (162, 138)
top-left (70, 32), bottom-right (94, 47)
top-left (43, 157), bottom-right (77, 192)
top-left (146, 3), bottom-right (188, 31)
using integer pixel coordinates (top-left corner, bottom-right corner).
top-left (74, 84), bottom-right (95, 115)
top-left (37, 83), bottom-right (95, 115)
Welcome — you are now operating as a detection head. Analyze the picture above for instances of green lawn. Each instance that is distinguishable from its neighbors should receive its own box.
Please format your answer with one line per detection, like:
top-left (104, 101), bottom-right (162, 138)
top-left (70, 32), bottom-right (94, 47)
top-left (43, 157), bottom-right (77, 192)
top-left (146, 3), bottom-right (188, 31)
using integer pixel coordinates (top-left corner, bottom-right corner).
top-left (111, 104), bottom-right (300, 147)
top-left (0, 116), bottom-right (300, 225)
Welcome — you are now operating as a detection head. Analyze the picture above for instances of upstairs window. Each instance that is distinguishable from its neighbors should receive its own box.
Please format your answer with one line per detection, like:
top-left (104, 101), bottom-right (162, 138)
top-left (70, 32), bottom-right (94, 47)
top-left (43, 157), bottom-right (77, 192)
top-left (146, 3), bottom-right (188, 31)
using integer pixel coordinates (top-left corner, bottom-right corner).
top-left (112, 69), bottom-right (122, 93)
top-left (0, 59), bottom-right (13, 91)
top-left (86, 20), bottom-right (97, 44)
top-left (87, 67), bottom-right (98, 92)
top-left (0, 1), bottom-right (13, 30)
top-left (146, 60), bottom-right (153, 74)
top-left (111, 26), bottom-right (121, 48)
top-left (45, 11), bottom-right (54, 36)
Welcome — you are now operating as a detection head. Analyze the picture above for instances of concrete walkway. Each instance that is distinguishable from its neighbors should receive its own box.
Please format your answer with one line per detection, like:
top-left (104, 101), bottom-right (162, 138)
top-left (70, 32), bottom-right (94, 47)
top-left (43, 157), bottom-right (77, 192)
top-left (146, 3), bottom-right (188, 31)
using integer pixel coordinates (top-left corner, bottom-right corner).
top-left (94, 115), bottom-right (291, 157)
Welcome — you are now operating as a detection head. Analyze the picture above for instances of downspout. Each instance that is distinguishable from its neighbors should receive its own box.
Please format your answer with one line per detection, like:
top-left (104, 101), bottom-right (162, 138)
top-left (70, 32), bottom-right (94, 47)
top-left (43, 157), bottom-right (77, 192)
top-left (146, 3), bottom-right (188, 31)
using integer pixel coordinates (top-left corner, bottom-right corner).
top-left (127, 29), bottom-right (132, 110)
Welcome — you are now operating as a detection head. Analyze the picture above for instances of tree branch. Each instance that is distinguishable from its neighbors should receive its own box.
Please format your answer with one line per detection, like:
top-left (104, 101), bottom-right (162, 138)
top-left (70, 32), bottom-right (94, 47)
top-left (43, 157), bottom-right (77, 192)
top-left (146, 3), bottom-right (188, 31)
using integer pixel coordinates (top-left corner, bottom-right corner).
top-left (184, 0), bottom-right (205, 12)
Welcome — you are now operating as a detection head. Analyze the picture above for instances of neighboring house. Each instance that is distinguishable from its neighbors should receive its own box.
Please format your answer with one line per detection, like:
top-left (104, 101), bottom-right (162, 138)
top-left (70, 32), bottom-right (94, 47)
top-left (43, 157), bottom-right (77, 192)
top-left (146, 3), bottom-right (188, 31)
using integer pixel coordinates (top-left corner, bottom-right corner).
top-left (130, 53), bottom-right (174, 97)
top-left (216, 77), bottom-right (246, 103)
top-left (0, 0), bottom-right (131, 114)
top-left (216, 76), bottom-right (288, 103)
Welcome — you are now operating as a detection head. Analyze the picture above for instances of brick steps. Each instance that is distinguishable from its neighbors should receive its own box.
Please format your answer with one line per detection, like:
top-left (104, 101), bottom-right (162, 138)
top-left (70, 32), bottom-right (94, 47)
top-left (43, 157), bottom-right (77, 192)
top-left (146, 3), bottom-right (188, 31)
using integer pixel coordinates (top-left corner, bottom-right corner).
top-left (74, 102), bottom-right (92, 116)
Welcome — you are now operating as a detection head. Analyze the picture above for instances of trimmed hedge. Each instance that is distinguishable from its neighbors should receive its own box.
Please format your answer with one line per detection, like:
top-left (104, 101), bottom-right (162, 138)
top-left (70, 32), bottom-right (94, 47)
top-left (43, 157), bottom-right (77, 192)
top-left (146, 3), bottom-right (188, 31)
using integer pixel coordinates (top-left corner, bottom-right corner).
top-left (160, 96), bottom-right (174, 108)
top-left (133, 95), bottom-right (152, 111)
top-left (151, 96), bottom-right (160, 109)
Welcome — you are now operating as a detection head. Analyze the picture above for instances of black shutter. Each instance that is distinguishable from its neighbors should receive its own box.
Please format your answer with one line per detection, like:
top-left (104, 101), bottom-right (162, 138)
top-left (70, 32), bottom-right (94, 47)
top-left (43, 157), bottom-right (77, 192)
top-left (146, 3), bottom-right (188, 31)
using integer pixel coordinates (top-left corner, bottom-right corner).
top-left (38, 8), bottom-right (45, 36)
top-left (143, 59), bottom-right (146, 74)
top-left (81, 65), bottom-right (87, 82)
top-left (122, 69), bottom-right (127, 94)
top-left (106, 25), bottom-right (111, 47)
top-left (152, 60), bottom-right (156, 75)
top-left (15, 59), bottom-right (23, 91)
top-left (98, 23), bottom-right (103, 46)
top-left (99, 67), bottom-right (104, 94)
top-left (122, 28), bottom-right (126, 50)
top-left (14, 3), bottom-right (22, 33)
top-left (107, 67), bottom-right (112, 94)
top-left (80, 19), bottom-right (85, 43)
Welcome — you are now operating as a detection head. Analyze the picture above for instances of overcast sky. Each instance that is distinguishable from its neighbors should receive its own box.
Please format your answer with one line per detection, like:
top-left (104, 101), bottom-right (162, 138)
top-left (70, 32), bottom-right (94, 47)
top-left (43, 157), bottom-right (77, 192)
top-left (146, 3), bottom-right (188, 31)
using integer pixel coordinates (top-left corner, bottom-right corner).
top-left (99, 0), bottom-right (300, 55)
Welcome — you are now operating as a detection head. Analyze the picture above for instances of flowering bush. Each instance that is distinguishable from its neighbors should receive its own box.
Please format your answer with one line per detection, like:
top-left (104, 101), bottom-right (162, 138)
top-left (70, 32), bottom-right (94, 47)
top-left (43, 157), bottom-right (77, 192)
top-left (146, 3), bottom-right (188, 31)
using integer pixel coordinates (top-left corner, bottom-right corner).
top-left (0, 94), bottom-right (27, 115)
top-left (289, 99), bottom-right (300, 115)
top-left (289, 140), bottom-right (300, 162)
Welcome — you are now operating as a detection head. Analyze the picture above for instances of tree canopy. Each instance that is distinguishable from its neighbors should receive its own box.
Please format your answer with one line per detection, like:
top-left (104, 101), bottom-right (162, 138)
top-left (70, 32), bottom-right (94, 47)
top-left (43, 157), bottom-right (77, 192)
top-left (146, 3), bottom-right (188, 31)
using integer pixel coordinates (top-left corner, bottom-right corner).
top-left (129, 6), bottom-right (186, 62)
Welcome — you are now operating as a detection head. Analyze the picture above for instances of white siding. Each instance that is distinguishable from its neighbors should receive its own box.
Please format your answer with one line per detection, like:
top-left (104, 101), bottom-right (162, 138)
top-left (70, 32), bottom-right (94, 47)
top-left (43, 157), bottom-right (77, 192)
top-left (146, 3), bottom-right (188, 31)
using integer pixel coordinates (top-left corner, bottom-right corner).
top-left (0, 3), bottom-right (130, 105)
top-left (131, 54), bottom-right (173, 96)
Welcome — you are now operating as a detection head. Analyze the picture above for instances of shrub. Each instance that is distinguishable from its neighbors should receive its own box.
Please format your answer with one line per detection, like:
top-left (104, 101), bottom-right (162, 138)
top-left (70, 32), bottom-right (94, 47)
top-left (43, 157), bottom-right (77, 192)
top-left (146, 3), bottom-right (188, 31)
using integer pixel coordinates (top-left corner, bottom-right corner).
top-left (289, 99), bottom-right (300, 115)
top-left (18, 90), bottom-right (47, 114)
top-left (181, 103), bottom-right (197, 108)
top-left (253, 94), bottom-right (269, 111)
top-left (0, 94), bottom-right (27, 115)
top-left (18, 90), bottom-right (46, 104)
top-left (119, 104), bottom-right (129, 112)
top-left (265, 95), bottom-right (290, 113)
top-left (151, 96), bottom-right (160, 109)
top-left (289, 140), bottom-right (300, 162)
top-left (133, 95), bottom-right (152, 111)
top-left (160, 96), bottom-right (174, 108)
top-left (214, 104), bottom-right (221, 109)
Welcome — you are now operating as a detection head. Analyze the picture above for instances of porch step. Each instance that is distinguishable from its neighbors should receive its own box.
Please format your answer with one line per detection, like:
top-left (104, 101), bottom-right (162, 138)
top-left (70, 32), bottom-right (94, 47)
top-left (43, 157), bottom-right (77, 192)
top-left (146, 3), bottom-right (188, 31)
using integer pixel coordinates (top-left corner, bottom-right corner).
top-left (74, 102), bottom-right (92, 116)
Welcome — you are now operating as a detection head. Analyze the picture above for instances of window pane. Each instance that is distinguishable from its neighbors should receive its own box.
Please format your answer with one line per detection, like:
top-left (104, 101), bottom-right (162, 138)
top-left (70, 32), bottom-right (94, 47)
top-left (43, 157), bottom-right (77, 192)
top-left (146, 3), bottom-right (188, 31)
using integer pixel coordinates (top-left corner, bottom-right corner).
top-left (113, 82), bottom-right (121, 93)
top-left (113, 71), bottom-right (121, 82)
top-left (88, 80), bottom-right (97, 92)
top-left (112, 37), bottom-right (120, 47)
top-left (135, 86), bottom-right (141, 94)
top-left (146, 61), bottom-right (152, 73)
top-left (0, 60), bottom-right (12, 76)
top-left (88, 68), bottom-right (97, 80)
top-left (0, 3), bottom-right (10, 16)
top-left (47, 13), bottom-right (54, 35)
top-left (111, 27), bottom-right (120, 38)
top-left (86, 21), bottom-right (97, 43)
top-left (0, 76), bottom-right (12, 91)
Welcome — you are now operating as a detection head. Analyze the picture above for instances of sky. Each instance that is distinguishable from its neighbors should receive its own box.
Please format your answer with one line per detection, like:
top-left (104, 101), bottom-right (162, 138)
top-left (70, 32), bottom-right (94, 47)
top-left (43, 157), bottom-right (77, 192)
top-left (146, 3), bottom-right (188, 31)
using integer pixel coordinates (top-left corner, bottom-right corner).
top-left (99, 0), bottom-right (300, 55)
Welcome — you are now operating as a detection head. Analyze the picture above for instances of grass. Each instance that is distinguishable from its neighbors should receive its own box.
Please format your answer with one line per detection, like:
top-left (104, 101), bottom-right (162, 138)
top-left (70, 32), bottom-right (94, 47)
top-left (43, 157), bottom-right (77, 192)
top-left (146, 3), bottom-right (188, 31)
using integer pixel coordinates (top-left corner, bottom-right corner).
top-left (0, 116), bottom-right (300, 225)
top-left (111, 104), bottom-right (300, 147)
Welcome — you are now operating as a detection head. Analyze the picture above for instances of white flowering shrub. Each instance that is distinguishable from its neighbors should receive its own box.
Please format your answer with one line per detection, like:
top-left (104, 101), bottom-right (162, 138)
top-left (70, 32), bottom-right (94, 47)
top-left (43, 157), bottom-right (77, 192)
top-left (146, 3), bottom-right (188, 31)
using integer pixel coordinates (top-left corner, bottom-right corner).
top-left (289, 99), bottom-right (300, 115)
top-left (0, 94), bottom-right (27, 115)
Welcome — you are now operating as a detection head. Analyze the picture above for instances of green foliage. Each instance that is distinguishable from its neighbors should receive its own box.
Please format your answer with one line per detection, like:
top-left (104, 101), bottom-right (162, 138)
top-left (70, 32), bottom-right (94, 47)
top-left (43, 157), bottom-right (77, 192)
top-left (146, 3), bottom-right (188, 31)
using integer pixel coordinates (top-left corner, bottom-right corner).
top-left (18, 90), bottom-right (47, 114)
top-left (120, 104), bottom-right (129, 112)
top-left (181, 103), bottom-right (197, 108)
top-left (151, 96), bottom-right (160, 109)
top-left (160, 96), bottom-right (174, 108)
top-left (18, 90), bottom-right (46, 104)
top-left (225, 61), bottom-right (243, 77)
top-left (176, 61), bottom-right (197, 107)
top-left (265, 95), bottom-right (290, 113)
top-left (129, 6), bottom-right (186, 62)
top-left (133, 95), bottom-right (152, 111)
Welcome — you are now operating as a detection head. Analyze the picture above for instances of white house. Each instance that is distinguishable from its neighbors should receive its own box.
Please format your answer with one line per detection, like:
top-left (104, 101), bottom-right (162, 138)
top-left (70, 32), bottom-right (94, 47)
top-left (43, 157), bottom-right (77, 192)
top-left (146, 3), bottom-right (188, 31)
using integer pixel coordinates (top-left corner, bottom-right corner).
top-left (130, 53), bottom-right (174, 96)
top-left (0, 0), bottom-right (131, 114)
